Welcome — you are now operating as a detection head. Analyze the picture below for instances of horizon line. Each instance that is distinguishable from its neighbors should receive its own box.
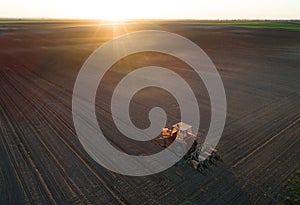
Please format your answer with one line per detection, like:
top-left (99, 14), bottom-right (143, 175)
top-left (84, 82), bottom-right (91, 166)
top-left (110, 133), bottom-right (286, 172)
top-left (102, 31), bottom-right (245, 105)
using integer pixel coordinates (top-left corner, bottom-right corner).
top-left (1, 17), bottom-right (300, 21)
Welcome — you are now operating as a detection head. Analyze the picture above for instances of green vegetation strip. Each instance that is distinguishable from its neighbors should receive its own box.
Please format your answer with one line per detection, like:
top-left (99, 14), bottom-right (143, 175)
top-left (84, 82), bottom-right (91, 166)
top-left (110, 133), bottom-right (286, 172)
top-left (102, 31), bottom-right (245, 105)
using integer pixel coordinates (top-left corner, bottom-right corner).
top-left (167, 21), bottom-right (300, 32)
top-left (278, 170), bottom-right (300, 205)
top-left (202, 21), bottom-right (300, 31)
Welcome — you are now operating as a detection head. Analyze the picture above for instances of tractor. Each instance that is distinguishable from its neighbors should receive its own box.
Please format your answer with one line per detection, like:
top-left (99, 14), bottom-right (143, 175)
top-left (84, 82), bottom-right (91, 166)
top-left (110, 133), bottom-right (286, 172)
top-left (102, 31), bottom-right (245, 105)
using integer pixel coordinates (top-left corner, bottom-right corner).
top-left (157, 122), bottom-right (221, 172)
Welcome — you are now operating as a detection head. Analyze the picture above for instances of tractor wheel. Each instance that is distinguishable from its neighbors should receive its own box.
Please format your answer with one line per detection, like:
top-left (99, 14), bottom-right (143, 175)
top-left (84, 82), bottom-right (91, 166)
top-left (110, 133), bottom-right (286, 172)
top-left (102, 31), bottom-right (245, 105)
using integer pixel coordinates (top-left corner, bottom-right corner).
top-left (159, 139), bottom-right (166, 148)
top-left (203, 160), bottom-right (210, 168)
top-left (210, 156), bottom-right (216, 164)
top-left (174, 142), bottom-right (187, 157)
top-left (215, 152), bottom-right (221, 160)
top-left (197, 164), bottom-right (204, 172)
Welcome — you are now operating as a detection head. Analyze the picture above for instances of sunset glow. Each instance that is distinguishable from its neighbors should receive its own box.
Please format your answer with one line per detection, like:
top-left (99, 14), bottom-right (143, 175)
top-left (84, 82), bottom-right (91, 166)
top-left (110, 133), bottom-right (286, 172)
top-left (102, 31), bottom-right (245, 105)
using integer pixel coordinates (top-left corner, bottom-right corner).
top-left (1, 0), bottom-right (300, 20)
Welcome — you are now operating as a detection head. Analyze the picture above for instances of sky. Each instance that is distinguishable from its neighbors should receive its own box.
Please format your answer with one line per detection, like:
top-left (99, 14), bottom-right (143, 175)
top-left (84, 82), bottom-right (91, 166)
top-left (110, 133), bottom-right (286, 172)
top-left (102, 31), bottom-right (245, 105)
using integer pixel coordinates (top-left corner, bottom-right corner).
top-left (1, 0), bottom-right (300, 20)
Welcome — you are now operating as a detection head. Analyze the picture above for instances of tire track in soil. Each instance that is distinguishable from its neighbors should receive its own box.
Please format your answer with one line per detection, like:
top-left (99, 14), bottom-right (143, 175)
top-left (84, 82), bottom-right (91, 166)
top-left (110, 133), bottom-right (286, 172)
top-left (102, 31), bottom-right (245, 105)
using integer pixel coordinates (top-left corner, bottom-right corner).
top-left (232, 117), bottom-right (300, 168)
top-left (220, 93), bottom-right (300, 202)
top-left (4, 58), bottom-right (298, 204)
top-left (0, 79), bottom-right (92, 204)
top-left (0, 104), bottom-right (57, 204)
top-left (0, 107), bottom-right (33, 204)
top-left (221, 94), bottom-right (300, 166)
top-left (238, 122), bottom-right (300, 197)
top-left (4, 61), bottom-right (173, 204)
top-left (3, 62), bottom-right (172, 204)
top-left (0, 68), bottom-right (128, 205)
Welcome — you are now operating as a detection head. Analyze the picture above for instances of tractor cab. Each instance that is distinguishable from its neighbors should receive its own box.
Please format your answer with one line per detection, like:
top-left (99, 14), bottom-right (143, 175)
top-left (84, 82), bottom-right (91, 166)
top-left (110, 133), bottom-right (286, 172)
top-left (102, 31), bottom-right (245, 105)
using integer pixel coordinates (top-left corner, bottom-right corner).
top-left (160, 122), bottom-right (195, 147)
top-left (172, 122), bottom-right (195, 141)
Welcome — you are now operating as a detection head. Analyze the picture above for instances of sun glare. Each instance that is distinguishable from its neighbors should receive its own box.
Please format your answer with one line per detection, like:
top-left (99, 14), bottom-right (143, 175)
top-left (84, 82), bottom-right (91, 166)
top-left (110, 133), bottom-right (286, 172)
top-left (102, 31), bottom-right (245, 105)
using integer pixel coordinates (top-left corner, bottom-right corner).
top-left (99, 12), bottom-right (126, 22)
top-left (83, 0), bottom-right (137, 22)
top-left (1, 0), bottom-right (300, 20)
